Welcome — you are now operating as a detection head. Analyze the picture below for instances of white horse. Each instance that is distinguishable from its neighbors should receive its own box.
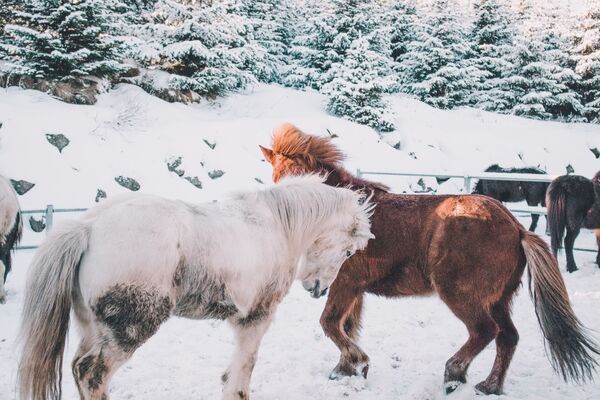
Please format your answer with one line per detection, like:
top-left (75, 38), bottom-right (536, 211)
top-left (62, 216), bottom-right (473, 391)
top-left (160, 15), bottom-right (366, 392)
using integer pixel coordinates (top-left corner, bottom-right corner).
top-left (18, 175), bottom-right (374, 400)
top-left (0, 174), bottom-right (22, 303)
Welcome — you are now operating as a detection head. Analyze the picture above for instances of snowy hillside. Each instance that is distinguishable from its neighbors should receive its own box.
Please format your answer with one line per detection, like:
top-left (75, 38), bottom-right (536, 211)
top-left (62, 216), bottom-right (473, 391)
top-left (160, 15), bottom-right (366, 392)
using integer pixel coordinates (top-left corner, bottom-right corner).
top-left (1, 84), bottom-right (600, 399)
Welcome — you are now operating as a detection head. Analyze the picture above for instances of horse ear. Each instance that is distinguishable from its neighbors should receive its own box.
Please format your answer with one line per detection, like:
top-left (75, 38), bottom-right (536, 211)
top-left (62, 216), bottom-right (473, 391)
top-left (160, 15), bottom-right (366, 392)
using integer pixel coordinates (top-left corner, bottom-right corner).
top-left (259, 145), bottom-right (275, 164)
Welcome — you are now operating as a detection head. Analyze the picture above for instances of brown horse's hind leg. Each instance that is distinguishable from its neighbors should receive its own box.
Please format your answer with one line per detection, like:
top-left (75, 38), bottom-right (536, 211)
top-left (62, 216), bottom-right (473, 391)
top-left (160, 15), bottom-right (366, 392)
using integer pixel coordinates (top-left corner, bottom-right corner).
top-left (320, 285), bottom-right (369, 379)
top-left (474, 298), bottom-right (519, 395)
top-left (442, 305), bottom-right (498, 394)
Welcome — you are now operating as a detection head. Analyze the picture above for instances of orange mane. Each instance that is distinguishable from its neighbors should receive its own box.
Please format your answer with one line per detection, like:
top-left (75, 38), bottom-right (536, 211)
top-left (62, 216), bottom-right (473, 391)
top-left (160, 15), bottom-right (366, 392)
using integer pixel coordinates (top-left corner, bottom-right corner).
top-left (271, 123), bottom-right (345, 168)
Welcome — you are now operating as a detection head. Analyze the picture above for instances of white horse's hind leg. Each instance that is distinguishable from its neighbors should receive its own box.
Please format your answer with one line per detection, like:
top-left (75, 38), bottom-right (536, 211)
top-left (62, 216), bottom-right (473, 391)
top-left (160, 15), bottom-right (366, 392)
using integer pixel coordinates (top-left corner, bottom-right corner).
top-left (222, 311), bottom-right (276, 400)
top-left (0, 261), bottom-right (6, 303)
top-left (73, 284), bottom-right (173, 399)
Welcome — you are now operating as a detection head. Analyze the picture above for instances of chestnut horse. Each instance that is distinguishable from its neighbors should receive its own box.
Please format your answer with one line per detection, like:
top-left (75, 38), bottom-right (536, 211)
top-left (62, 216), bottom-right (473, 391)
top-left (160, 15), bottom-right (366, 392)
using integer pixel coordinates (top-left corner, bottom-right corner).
top-left (260, 123), bottom-right (599, 395)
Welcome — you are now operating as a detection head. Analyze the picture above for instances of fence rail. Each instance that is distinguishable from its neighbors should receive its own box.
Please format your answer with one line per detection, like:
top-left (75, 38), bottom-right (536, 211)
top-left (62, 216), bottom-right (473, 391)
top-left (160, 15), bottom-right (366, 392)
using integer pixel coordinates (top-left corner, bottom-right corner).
top-left (14, 171), bottom-right (596, 253)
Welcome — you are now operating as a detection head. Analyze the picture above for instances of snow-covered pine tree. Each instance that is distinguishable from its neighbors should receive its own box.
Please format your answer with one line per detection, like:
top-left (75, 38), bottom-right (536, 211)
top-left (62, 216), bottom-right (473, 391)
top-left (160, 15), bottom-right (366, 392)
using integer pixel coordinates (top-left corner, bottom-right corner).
top-left (510, 5), bottom-right (583, 121)
top-left (571, 3), bottom-right (600, 123)
top-left (1, 0), bottom-right (129, 81)
top-left (234, 0), bottom-right (295, 83)
top-left (284, 0), bottom-right (384, 91)
top-left (323, 33), bottom-right (395, 132)
top-left (396, 0), bottom-right (480, 109)
top-left (389, 1), bottom-right (418, 72)
top-left (134, 0), bottom-right (267, 99)
top-left (467, 0), bottom-right (517, 112)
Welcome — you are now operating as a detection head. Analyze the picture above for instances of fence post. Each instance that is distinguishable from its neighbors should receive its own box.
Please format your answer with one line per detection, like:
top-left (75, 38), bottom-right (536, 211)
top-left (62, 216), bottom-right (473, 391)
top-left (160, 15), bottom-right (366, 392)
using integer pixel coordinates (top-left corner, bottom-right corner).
top-left (463, 176), bottom-right (472, 194)
top-left (45, 204), bottom-right (54, 234)
top-left (356, 168), bottom-right (362, 178)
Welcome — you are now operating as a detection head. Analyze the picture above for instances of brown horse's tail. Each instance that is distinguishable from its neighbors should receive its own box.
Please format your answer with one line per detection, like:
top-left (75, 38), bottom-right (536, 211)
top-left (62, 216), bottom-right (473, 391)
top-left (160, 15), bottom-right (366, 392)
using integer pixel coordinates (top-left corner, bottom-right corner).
top-left (546, 182), bottom-right (566, 255)
top-left (521, 231), bottom-right (600, 382)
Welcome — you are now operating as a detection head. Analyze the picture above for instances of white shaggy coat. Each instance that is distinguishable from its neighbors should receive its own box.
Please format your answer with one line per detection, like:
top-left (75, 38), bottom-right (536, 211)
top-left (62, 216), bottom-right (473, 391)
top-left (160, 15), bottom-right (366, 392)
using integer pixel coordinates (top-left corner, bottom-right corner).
top-left (19, 175), bottom-right (374, 400)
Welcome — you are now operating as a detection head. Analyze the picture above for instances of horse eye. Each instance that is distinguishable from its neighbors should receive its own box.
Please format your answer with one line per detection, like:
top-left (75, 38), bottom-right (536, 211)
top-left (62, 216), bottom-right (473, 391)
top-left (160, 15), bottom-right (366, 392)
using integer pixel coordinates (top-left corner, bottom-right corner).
top-left (346, 250), bottom-right (352, 257)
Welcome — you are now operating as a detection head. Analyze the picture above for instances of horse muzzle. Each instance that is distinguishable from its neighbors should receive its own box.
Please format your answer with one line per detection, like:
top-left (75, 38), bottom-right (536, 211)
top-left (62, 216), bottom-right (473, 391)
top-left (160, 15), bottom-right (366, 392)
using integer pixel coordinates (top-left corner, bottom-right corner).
top-left (302, 279), bottom-right (328, 299)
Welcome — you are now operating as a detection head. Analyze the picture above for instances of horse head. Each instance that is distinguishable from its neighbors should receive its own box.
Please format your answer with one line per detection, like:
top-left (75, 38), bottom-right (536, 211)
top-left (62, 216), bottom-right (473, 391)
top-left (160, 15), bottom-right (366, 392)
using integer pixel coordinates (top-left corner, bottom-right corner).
top-left (296, 188), bottom-right (374, 299)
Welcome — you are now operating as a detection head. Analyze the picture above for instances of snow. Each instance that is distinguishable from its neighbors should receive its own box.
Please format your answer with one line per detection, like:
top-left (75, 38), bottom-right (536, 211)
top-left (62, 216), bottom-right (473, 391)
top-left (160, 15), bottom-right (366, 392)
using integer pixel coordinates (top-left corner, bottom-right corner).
top-left (0, 83), bottom-right (599, 399)
top-left (1, 224), bottom-right (599, 400)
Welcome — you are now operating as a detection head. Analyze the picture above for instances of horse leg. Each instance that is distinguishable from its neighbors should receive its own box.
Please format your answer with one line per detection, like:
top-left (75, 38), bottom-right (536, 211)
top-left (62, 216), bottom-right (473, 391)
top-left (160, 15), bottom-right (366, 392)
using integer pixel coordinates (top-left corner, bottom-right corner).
top-left (77, 284), bottom-right (172, 399)
top-left (343, 294), bottom-right (364, 340)
top-left (564, 227), bottom-right (580, 272)
top-left (442, 304), bottom-right (498, 394)
top-left (474, 298), bottom-right (519, 395)
top-left (596, 230), bottom-right (600, 267)
top-left (222, 311), bottom-right (275, 400)
top-left (526, 197), bottom-right (539, 232)
top-left (320, 285), bottom-right (369, 379)
top-left (72, 335), bottom-right (132, 400)
top-left (0, 260), bottom-right (6, 303)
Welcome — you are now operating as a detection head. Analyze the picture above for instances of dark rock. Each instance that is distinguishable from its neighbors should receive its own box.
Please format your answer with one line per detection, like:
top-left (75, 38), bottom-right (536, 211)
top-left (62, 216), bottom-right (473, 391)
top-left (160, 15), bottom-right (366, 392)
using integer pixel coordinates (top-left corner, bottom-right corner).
top-left (29, 216), bottom-right (46, 233)
top-left (95, 189), bottom-right (107, 203)
top-left (10, 179), bottom-right (35, 195)
top-left (167, 157), bottom-right (185, 177)
top-left (203, 139), bottom-right (216, 150)
top-left (208, 170), bottom-right (225, 180)
top-left (254, 178), bottom-right (264, 184)
top-left (184, 176), bottom-right (202, 189)
top-left (45, 133), bottom-right (70, 153)
top-left (591, 148), bottom-right (600, 159)
top-left (436, 177), bottom-right (451, 185)
top-left (565, 164), bottom-right (575, 175)
top-left (393, 142), bottom-right (401, 150)
top-left (115, 176), bottom-right (140, 191)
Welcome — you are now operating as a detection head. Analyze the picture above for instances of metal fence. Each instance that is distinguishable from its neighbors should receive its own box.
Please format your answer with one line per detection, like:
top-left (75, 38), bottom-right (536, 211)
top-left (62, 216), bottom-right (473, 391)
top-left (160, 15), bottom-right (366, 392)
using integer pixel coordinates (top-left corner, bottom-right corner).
top-left (14, 170), bottom-right (596, 253)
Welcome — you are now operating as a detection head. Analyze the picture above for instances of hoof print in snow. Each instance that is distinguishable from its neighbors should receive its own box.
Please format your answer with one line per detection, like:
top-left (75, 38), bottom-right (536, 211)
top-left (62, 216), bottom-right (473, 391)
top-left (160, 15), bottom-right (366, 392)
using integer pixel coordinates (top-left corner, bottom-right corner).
top-left (115, 176), bottom-right (140, 191)
top-left (95, 189), bottom-right (107, 203)
top-left (184, 176), bottom-right (203, 189)
top-left (10, 179), bottom-right (35, 195)
top-left (408, 152), bottom-right (417, 160)
top-left (29, 216), bottom-right (46, 233)
top-left (565, 164), bottom-right (575, 175)
top-left (45, 133), bottom-right (70, 153)
top-left (167, 156), bottom-right (185, 177)
top-left (203, 139), bottom-right (216, 150)
top-left (254, 178), bottom-right (264, 184)
top-left (208, 170), bottom-right (225, 180)
top-left (591, 148), bottom-right (600, 159)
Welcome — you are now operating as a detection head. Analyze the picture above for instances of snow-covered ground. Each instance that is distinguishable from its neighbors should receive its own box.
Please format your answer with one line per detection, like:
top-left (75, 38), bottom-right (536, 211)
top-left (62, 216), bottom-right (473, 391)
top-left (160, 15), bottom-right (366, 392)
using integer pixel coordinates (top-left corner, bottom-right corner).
top-left (0, 84), bottom-right (599, 399)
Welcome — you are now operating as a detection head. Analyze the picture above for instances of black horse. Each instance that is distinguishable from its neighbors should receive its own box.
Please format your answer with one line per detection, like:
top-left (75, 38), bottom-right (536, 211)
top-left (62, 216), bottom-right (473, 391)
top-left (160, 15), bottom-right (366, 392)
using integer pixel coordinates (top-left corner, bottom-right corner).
top-left (472, 164), bottom-right (549, 232)
top-left (547, 171), bottom-right (600, 272)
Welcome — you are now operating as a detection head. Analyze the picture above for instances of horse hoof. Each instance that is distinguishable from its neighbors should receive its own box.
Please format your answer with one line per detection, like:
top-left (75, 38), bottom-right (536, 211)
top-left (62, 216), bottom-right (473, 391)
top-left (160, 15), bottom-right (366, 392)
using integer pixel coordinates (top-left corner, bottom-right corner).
top-left (444, 380), bottom-right (462, 394)
top-left (567, 267), bottom-right (579, 273)
top-left (474, 381), bottom-right (501, 395)
top-left (329, 362), bottom-right (369, 380)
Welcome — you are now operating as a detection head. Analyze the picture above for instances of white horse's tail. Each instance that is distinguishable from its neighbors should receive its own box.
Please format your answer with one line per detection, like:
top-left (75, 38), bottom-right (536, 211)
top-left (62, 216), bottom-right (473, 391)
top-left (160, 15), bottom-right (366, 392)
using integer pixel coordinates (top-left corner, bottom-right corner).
top-left (19, 221), bottom-right (90, 400)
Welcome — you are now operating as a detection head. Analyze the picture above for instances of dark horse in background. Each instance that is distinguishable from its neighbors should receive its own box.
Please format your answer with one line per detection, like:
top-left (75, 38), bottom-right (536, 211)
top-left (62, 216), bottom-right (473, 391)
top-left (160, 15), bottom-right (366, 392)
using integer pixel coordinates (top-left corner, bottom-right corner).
top-left (0, 174), bottom-right (23, 303)
top-left (260, 123), bottom-right (599, 395)
top-left (547, 171), bottom-right (600, 272)
top-left (472, 164), bottom-right (549, 232)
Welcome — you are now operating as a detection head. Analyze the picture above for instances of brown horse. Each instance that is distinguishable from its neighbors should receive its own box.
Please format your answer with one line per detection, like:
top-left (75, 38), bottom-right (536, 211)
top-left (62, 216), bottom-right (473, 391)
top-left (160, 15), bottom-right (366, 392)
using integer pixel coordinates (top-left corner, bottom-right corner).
top-left (260, 123), bottom-right (599, 395)
top-left (547, 171), bottom-right (600, 272)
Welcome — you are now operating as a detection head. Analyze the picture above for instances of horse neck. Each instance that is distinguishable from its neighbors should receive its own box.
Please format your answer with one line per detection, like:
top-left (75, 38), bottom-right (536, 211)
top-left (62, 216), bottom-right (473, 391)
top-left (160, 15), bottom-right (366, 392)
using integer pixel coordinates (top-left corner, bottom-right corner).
top-left (320, 164), bottom-right (388, 193)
